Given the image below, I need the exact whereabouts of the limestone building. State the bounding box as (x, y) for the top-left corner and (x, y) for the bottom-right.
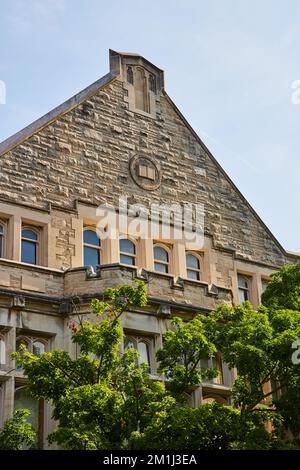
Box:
(0, 50), (298, 448)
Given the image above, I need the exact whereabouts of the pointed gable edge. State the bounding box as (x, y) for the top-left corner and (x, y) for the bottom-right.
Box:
(0, 62), (297, 261)
(162, 91), (298, 260)
(0, 71), (117, 158)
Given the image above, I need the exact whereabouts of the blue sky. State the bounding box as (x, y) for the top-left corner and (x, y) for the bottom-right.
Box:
(0, 0), (299, 252)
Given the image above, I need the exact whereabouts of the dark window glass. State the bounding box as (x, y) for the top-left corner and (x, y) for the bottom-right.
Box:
(21, 229), (38, 265)
(186, 254), (201, 280)
(154, 246), (169, 273)
(22, 229), (38, 241)
(83, 230), (100, 246)
(120, 239), (135, 254)
(187, 269), (199, 280)
(154, 246), (168, 262)
(83, 230), (101, 269)
(119, 239), (136, 266)
(120, 254), (135, 266)
(238, 275), (250, 303)
(154, 261), (168, 273)
(186, 254), (200, 269)
(21, 240), (37, 264)
(84, 246), (100, 268)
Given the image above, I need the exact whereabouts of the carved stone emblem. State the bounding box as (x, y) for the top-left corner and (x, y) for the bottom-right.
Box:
(129, 155), (161, 190)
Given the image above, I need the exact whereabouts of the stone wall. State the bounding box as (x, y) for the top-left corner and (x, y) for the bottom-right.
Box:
(0, 55), (288, 269)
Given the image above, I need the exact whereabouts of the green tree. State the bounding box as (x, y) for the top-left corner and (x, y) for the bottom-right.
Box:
(156, 305), (286, 449)
(12, 265), (300, 450)
(156, 315), (218, 394)
(0, 409), (36, 450)
(262, 261), (300, 311)
(13, 281), (172, 450)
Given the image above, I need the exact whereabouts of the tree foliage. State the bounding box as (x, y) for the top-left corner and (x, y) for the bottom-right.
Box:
(262, 261), (300, 311)
(0, 409), (36, 450)
(11, 263), (300, 450)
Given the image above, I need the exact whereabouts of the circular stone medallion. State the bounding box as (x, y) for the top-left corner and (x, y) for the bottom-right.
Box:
(129, 155), (161, 191)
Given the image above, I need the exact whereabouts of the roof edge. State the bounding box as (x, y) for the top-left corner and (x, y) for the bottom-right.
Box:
(0, 71), (118, 158)
(162, 91), (288, 258)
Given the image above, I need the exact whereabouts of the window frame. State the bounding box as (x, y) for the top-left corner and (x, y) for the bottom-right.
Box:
(83, 227), (102, 268)
(0, 334), (6, 367)
(119, 237), (137, 266)
(16, 336), (49, 370)
(14, 383), (45, 449)
(21, 226), (40, 265)
(0, 220), (7, 259)
(200, 353), (224, 386)
(185, 251), (202, 281)
(153, 243), (171, 274)
(124, 335), (153, 373)
(237, 274), (251, 303)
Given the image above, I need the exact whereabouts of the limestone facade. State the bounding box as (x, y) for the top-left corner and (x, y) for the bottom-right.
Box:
(0, 50), (298, 448)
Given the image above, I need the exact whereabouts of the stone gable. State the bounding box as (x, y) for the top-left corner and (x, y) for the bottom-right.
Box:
(0, 52), (287, 268)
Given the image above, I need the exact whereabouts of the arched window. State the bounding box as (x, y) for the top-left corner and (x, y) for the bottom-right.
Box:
(16, 337), (48, 370)
(137, 341), (151, 371)
(124, 336), (152, 373)
(119, 238), (136, 266)
(21, 227), (39, 265)
(83, 229), (101, 269)
(200, 354), (224, 385)
(186, 253), (201, 280)
(14, 386), (40, 447)
(0, 222), (6, 258)
(202, 395), (227, 405)
(124, 337), (135, 351)
(16, 338), (29, 370)
(153, 245), (169, 273)
(32, 341), (45, 357)
(212, 353), (224, 385)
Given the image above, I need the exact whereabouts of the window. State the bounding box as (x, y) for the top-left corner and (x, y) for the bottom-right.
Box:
(21, 227), (39, 265)
(137, 341), (151, 369)
(119, 238), (136, 266)
(202, 395), (227, 405)
(0, 336), (6, 366)
(83, 229), (101, 269)
(0, 222), (6, 258)
(186, 253), (201, 280)
(124, 336), (152, 373)
(271, 379), (284, 402)
(16, 336), (48, 370)
(200, 354), (224, 385)
(14, 385), (44, 449)
(212, 354), (224, 385)
(16, 338), (29, 371)
(32, 341), (45, 357)
(153, 245), (169, 273)
(261, 279), (269, 293)
(238, 275), (251, 303)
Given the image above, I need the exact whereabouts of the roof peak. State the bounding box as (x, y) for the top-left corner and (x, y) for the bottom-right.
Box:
(109, 49), (165, 87)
